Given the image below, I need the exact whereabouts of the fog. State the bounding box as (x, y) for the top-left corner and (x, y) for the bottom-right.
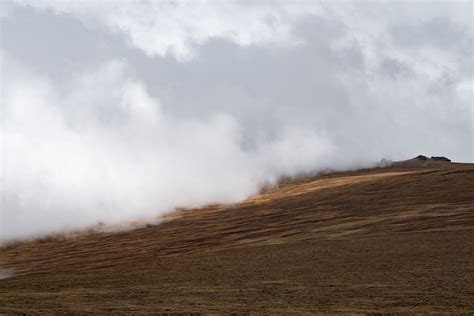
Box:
(1, 1), (472, 241)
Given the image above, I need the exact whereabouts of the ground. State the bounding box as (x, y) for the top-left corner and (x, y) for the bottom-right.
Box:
(1, 160), (473, 314)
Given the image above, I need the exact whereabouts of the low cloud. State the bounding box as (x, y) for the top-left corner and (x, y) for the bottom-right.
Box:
(1, 56), (362, 240)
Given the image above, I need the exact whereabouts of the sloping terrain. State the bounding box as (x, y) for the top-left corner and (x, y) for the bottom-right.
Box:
(1, 159), (473, 314)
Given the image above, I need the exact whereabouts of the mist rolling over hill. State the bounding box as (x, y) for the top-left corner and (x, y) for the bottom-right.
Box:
(1, 159), (473, 313)
(1, 1), (473, 240)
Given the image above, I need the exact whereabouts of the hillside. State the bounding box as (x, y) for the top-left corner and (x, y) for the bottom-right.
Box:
(1, 158), (473, 314)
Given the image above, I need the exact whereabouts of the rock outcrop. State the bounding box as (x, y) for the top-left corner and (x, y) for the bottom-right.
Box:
(431, 156), (451, 162)
(389, 155), (451, 168)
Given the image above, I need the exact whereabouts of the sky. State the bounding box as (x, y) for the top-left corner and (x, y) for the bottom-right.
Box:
(0, 0), (473, 241)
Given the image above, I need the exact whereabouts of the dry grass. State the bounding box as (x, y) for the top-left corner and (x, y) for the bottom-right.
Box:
(1, 161), (473, 314)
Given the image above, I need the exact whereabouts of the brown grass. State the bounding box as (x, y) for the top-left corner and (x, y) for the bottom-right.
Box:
(1, 162), (473, 314)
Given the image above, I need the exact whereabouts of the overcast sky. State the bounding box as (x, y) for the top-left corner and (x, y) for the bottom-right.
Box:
(1, 1), (473, 240)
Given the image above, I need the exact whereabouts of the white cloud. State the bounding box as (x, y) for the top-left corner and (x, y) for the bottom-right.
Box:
(1, 55), (360, 240)
(13, 0), (322, 61)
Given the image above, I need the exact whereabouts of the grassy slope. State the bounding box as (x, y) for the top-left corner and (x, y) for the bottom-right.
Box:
(0, 162), (473, 314)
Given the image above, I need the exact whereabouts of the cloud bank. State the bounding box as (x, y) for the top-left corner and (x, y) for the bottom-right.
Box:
(1, 1), (473, 240)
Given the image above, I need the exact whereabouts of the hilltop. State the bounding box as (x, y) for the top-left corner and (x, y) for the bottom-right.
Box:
(1, 157), (473, 314)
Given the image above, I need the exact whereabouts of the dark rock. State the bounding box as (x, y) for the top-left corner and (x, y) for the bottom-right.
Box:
(431, 156), (451, 162)
(415, 155), (428, 160)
